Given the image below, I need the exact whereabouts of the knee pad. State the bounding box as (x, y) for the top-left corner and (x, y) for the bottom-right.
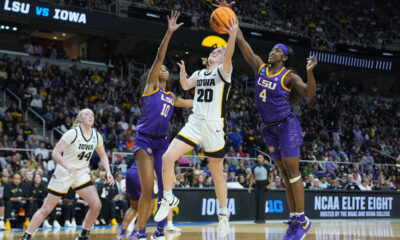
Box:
(289, 175), (301, 183)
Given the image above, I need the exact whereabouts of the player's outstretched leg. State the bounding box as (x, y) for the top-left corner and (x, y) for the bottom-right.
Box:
(155, 139), (192, 222)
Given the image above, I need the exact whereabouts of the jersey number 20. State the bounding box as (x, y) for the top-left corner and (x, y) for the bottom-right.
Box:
(197, 89), (213, 102)
(77, 151), (92, 161)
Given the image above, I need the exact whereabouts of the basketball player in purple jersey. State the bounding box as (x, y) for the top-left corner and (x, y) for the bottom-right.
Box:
(213, 1), (317, 239)
(128, 11), (192, 240)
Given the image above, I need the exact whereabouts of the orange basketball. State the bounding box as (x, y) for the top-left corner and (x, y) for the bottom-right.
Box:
(210, 7), (238, 34)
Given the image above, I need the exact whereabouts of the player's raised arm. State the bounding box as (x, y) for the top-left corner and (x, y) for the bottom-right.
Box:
(213, 0), (263, 76)
(146, 11), (183, 88)
(288, 56), (317, 102)
(221, 17), (238, 74)
(177, 60), (198, 90)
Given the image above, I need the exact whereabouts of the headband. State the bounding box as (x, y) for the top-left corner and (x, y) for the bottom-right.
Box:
(275, 44), (288, 56)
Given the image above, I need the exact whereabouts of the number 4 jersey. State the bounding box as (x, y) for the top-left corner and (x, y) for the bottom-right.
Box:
(193, 64), (231, 120)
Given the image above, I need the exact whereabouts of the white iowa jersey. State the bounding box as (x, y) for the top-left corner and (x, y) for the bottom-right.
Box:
(60, 126), (100, 169)
(192, 64), (232, 120)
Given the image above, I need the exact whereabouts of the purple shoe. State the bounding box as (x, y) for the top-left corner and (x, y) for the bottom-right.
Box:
(292, 217), (312, 240)
(128, 232), (138, 240)
(283, 218), (298, 240)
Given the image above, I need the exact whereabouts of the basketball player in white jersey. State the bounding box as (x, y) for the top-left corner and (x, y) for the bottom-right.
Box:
(154, 18), (238, 238)
(20, 108), (114, 240)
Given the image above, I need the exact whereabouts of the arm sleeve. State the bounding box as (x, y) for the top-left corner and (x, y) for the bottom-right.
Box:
(218, 64), (232, 83)
(61, 129), (77, 144)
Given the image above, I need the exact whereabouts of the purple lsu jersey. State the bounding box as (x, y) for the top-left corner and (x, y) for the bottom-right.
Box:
(136, 87), (174, 136)
(255, 64), (292, 122)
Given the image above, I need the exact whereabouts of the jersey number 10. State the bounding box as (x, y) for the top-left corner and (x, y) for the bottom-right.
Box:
(161, 103), (171, 117)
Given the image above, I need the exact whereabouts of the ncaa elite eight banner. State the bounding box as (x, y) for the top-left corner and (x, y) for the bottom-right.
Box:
(169, 189), (400, 221)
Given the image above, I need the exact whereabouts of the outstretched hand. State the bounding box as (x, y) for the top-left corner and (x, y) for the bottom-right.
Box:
(213, 0), (236, 8)
(306, 56), (318, 72)
(222, 17), (239, 36)
(167, 10), (184, 32)
(177, 60), (187, 75)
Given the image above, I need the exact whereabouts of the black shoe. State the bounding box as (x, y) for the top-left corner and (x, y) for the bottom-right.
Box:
(75, 235), (89, 240)
(20, 232), (31, 240)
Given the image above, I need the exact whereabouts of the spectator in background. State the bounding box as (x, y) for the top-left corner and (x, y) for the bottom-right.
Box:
(327, 178), (342, 190)
(30, 95), (44, 114)
(228, 128), (242, 150)
(359, 178), (372, 191)
(362, 151), (374, 173)
(248, 154), (273, 224)
(4, 172), (32, 230)
(343, 174), (360, 190)
(28, 128), (44, 143)
(34, 142), (50, 160)
(271, 175), (284, 189)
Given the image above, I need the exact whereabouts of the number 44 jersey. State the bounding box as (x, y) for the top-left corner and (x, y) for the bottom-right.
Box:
(60, 126), (100, 169)
(193, 64), (231, 120)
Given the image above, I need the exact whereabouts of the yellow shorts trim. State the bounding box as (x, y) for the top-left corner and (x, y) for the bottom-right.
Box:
(47, 187), (67, 195)
(72, 179), (91, 190)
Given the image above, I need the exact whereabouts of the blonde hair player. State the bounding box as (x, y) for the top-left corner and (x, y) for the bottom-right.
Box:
(154, 17), (238, 238)
(20, 108), (114, 240)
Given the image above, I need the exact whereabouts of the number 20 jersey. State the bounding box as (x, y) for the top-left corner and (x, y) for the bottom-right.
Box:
(61, 126), (99, 169)
(193, 64), (231, 120)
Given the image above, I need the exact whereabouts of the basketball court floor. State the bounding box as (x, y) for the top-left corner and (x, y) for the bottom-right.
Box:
(4, 219), (400, 239)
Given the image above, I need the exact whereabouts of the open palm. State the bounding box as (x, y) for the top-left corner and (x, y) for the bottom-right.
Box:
(168, 10), (184, 32)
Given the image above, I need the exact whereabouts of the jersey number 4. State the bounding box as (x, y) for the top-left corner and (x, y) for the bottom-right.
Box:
(259, 89), (267, 102)
(197, 89), (213, 102)
(77, 151), (92, 161)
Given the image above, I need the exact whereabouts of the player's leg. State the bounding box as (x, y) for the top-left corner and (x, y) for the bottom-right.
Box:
(154, 138), (194, 222)
(20, 193), (62, 240)
(75, 185), (102, 240)
(151, 146), (168, 239)
(117, 200), (138, 240)
(166, 209), (181, 232)
(135, 149), (155, 239)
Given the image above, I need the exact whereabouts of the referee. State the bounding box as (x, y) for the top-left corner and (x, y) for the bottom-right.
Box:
(248, 154), (274, 223)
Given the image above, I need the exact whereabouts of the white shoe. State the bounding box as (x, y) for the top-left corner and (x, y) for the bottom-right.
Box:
(127, 217), (136, 233)
(0, 220), (5, 230)
(166, 225), (181, 232)
(217, 210), (230, 238)
(154, 196), (179, 222)
(71, 220), (77, 227)
(64, 220), (72, 227)
(43, 219), (52, 228)
(150, 233), (166, 240)
(53, 220), (61, 229)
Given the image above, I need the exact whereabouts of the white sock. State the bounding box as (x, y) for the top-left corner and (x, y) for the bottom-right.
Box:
(219, 206), (228, 215)
(296, 212), (304, 216)
(290, 212), (296, 218)
(164, 191), (173, 202)
(168, 221), (173, 227)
